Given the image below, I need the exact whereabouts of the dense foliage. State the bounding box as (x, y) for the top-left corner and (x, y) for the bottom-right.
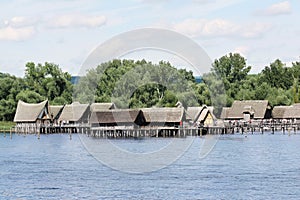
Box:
(210, 54), (300, 107)
(1, 54), (300, 121)
(74, 59), (203, 108)
(0, 62), (72, 121)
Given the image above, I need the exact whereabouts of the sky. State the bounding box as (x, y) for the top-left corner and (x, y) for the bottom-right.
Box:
(0, 0), (299, 77)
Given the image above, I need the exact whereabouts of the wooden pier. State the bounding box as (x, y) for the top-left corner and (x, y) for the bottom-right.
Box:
(223, 120), (300, 135)
(87, 127), (219, 138)
(12, 124), (91, 135)
(10, 123), (228, 138)
(7, 119), (300, 138)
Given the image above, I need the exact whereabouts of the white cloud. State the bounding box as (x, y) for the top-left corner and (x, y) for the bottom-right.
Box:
(3, 16), (38, 28)
(0, 26), (35, 41)
(49, 14), (106, 28)
(233, 46), (249, 57)
(173, 18), (237, 37)
(259, 1), (292, 16)
(241, 23), (272, 38)
(173, 18), (271, 39)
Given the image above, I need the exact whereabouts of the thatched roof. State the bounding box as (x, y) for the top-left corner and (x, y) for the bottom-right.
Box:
(272, 105), (300, 119)
(220, 107), (230, 119)
(14, 100), (49, 122)
(186, 107), (201, 121)
(59, 102), (89, 122)
(49, 105), (64, 120)
(186, 106), (215, 123)
(272, 106), (286, 119)
(198, 108), (211, 122)
(90, 109), (142, 124)
(142, 107), (184, 123)
(186, 106), (206, 122)
(90, 102), (116, 112)
(225, 100), (270, 119)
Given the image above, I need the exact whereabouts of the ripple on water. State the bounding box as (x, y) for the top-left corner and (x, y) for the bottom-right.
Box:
(0, 134), (300, 199)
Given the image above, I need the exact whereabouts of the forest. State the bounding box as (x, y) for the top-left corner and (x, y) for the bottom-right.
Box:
(1, 53), (300, 121)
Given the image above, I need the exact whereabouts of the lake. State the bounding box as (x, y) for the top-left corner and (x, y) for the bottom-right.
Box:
(0, 133), (300, 199)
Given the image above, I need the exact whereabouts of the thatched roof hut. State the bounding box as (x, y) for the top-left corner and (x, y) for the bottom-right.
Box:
(90, 109), (145, 127)
(49, 105), (64, 120)
(186, 106), (215, 126)
(14, 100), (50, 123)
(223, 100), (271, 120)
(220, 107), (230, 119)
(58, 102), (90, 123)
(272, 105), (300, 119)
(141, 107), (184, 127)
(90, 102), (116, 112)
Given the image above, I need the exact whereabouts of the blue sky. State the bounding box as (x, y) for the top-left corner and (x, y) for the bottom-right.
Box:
(0, 0), (299, 76)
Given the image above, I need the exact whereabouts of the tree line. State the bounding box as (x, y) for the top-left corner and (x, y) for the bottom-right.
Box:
(0, 62), (72, 121)
(1, 53), (299, 121)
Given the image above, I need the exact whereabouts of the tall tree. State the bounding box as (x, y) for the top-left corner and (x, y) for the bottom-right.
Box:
(24, 62), (73, 104)
(0, 73), (25, 121)
(210, 53), (251, 108)
(259, 59), (293, 90)
(211, 53), (251, 91)
(74, 59), (199, 108)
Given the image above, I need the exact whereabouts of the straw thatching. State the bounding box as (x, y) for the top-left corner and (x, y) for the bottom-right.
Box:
(49, 105), (64, 120)
(58, 102), (90, 123)
(90, 102), (116, 112)
(272, 105), (300, 119)
(223, 100), (271, 120)
(142, 107), (184, 123)
(14, 100), (50, 123)
(90, 109), (145, 126)
(220, 107), (230, 119)
(199, 107), (214, 124)
(186, 106), (205, 122)
(186, 106), (215, 125)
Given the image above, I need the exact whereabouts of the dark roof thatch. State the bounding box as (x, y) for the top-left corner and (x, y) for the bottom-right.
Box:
(142, 107), (184, 123)
(90, 109), (142, 124)
(272, 105), (300, 119)
(59, 102), (89, 122)
(90, 103), (116, 112)
(49, 105), (64, 120)
(14, 100), (49, 122)
(225, 100), (270, 119)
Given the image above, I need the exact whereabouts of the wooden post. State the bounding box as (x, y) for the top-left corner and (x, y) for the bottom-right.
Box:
(200, 128), (202, 137)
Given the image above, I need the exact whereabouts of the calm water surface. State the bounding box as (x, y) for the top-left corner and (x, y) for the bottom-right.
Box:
(0, 133), (300, 200)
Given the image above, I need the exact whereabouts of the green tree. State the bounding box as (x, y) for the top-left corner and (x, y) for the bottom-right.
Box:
(16, 90), (45, 103)
(74, 59), (199, 108)
(211, 53), (251, 92)
(0, 73), (25, 121)
(210, 53), (251, 111)
(24, 62), (73, 103)
(259, 59), (293, 90)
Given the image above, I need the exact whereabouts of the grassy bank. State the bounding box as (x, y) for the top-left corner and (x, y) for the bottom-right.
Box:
(0, 121), (15, 131)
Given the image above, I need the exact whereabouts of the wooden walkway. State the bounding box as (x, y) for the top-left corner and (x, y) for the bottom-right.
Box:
(224, 121), (300, 134)
(6, 120), (300, 138)
(10, 124), (227, 138)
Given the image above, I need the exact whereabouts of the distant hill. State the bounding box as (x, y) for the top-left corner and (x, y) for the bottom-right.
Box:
(71, 76), (80, 84)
